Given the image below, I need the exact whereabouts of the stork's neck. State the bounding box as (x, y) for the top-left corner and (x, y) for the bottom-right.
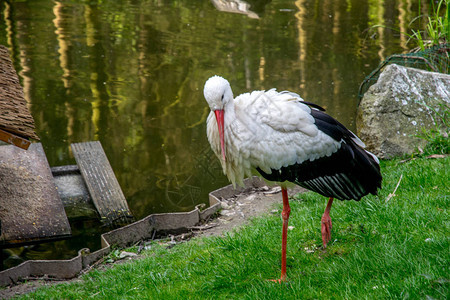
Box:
(223, 97), (236, 121)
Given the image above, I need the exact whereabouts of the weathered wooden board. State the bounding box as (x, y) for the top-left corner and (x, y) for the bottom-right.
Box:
(0, 143), (71, 246)
(0, 128), (31, 150)
(71, 141), (133, 226)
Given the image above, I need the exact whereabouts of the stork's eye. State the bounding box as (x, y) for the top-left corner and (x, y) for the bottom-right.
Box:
(221, 94), (224, 101)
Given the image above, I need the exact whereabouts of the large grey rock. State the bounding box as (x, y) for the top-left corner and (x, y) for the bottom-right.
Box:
(357, 64), (449, 159)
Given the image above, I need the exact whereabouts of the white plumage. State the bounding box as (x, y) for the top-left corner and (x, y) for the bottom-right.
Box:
(206, 77), (343, 186)
(203, 75), (382, 281)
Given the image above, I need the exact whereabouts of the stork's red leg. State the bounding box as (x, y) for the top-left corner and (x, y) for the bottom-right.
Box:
(269, 187), (291, 283)
(321, 197), (333, 248)
(280, 187), (291, 281)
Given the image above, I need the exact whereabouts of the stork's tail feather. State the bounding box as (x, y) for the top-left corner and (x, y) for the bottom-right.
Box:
(257, 141), (382, 201)
(298, 141), (381, 200)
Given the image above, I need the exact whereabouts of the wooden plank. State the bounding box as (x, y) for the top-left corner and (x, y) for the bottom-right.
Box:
(0, 128), (31, 149)
(0, 143), (71, 246)
(71, 141), (133, 226)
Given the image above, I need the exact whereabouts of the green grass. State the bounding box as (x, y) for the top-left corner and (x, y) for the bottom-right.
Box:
(371, 0), (449, 50)
(14, 155), (449, 299)
(416, 102), (450, 156)
(410, 0), (449, 50)
(409, 0), (449, 50)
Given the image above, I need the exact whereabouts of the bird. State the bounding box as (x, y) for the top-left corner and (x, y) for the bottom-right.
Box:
(203, 75), (382, 282)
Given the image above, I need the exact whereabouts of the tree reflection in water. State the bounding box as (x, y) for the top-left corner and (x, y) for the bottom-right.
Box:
(0, 0), (429, 264)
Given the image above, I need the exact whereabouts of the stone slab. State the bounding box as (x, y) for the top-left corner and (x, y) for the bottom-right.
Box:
(0, 143), (71, 246)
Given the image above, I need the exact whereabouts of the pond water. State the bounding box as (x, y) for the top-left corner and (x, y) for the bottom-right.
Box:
(0, 0), (428, 265)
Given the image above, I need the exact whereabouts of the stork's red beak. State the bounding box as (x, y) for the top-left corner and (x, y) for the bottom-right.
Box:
(214, 109), (226, 161)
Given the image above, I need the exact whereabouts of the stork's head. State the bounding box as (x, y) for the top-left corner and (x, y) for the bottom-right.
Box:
(204, 76), (233, 162)
(203, 75), (234, 110)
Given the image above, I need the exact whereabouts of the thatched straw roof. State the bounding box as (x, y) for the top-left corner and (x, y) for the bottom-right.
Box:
(0, 45), (39, 141)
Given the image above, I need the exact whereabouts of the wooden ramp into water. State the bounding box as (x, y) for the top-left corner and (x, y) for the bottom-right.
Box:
(71, 141), (133, 226)
(0, 143), (71, 247)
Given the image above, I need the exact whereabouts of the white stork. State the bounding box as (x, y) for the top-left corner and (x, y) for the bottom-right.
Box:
(203, 75), (382, 282)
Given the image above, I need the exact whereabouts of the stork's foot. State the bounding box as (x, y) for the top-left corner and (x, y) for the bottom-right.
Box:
(321, 212), (332, 248)
(267, 276), (287, 283)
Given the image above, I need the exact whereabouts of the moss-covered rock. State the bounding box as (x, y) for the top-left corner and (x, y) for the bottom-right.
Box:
(357, 64), (449, 159)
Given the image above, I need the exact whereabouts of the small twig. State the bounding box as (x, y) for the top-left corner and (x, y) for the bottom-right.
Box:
(89, 291), (101, 298)
(425, 154), (447, 159)
(79, 257), (105, 275)
(188, 223), (219, 231)
(397, 157), (415, 164)
(385, 174), (403, 203)
(20, 276), (66, 282)
(263, 186), (282, 194)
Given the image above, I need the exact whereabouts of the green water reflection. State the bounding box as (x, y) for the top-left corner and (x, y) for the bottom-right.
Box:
(0, 0), (429, 262)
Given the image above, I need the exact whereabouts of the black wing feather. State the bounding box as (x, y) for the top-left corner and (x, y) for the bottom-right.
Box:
(301, 101), (326, 111)
(257, 104), (382, 201)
